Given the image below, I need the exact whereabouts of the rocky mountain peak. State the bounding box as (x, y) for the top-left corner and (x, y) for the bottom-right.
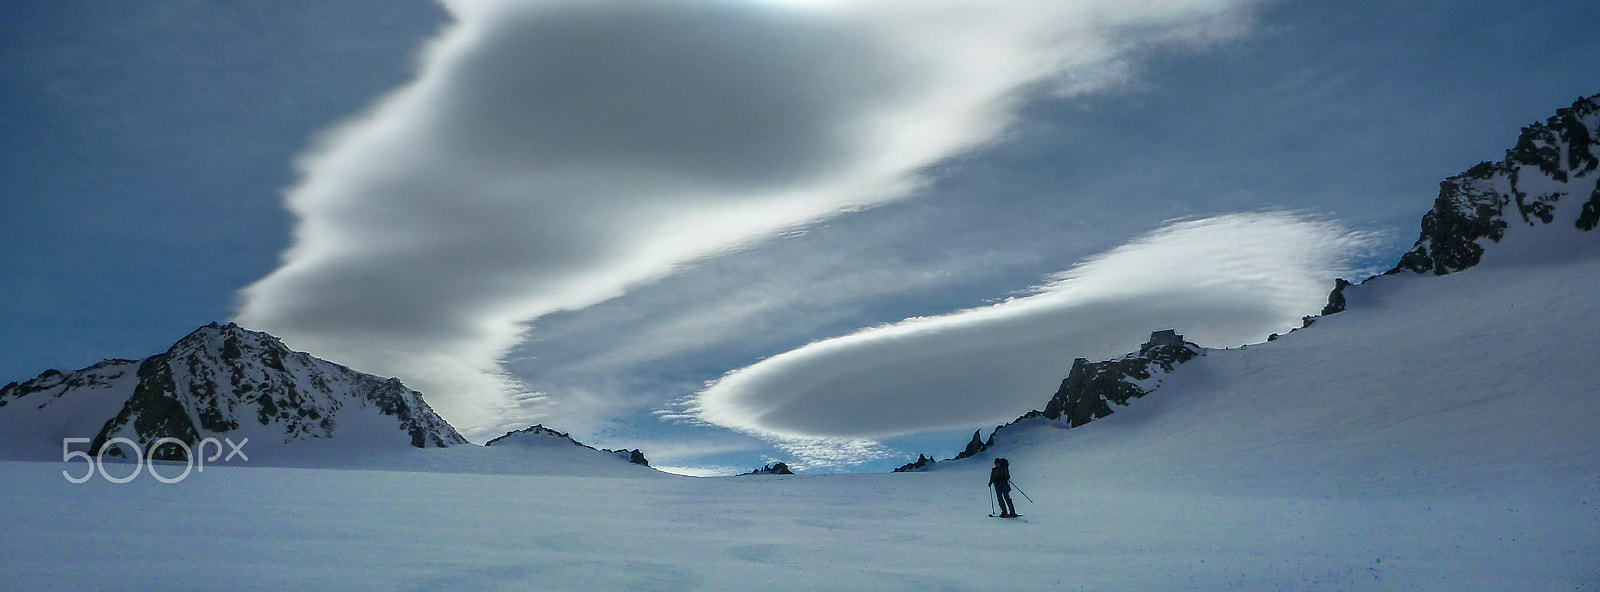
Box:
(1391, 93), (1600, 275)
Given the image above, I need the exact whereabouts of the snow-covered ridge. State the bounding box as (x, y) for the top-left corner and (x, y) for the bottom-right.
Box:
(486, 424), (650, 467)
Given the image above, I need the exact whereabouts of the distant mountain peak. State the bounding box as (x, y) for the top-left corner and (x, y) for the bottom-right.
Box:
(485, 424), (650, 466)
(1, 322), (467, 462)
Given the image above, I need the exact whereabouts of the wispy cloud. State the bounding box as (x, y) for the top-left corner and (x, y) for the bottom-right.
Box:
(688, 213), (1379, 456)
(237, 0), (1258, 434)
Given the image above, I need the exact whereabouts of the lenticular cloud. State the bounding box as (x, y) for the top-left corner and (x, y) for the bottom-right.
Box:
(237, 0), (1257, 435)
(690, 212), (1379, 441)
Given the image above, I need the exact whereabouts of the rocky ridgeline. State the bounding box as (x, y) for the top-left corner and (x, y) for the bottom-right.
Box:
(1391, 93), (1600, 275)
(895, 330), (1198, 472)
(740, 462), (795, 475)
(485, 424), (650, 466)
(893, 428), (995, 472)
(0, 322), (468, 460)
(1040, 329), (1201, 428)
(901, 92), (1600, 472)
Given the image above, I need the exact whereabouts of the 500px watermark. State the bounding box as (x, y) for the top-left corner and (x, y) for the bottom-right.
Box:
(61, 437), (248, 484)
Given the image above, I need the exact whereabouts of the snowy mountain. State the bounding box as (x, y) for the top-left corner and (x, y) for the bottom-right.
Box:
(486, 424), (651, 467)
(0, 322), (467, 463)
(0, 322), (663, 475)
(924, 93), (1600, 482)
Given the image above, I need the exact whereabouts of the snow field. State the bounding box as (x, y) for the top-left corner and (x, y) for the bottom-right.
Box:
(1, 460), (1593, 591)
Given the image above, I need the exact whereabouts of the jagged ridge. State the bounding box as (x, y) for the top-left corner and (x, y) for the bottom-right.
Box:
(893, 429), (994, 472)
(1039, 329), (1201, 427)
(740, 462), (795, 475)
(896, 330), (1199, 472)
(1392, 93), (1600, 275)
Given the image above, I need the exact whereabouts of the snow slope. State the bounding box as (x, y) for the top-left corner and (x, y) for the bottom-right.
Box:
(970, 254), (1600, 500)
(1, 247), (1594, 590)
(0, 359), (141, 460)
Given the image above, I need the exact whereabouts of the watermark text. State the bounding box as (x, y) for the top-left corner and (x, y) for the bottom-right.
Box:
(62, 437), (248, 484)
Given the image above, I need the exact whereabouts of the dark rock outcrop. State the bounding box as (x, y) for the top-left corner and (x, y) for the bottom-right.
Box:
(1041, 330), (1201, 427)
(892, 454), (937, 473)
(607, 448), (651, 467)
(892, 428), (999, 472)
(1320, 278), (1352, 316)
(897, 330), (1202, 473)
(952, 429), (994, 460)
(742, 462), (794, 475)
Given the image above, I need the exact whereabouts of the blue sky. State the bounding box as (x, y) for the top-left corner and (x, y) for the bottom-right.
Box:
(3, 0), (1597, 474)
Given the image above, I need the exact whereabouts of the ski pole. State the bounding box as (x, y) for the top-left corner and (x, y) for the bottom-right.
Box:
(989, 484), (997, 515)
(1009, 481), (1033, 503)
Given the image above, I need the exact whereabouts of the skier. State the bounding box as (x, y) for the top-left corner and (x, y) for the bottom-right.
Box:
(989, 458), (1017, 518)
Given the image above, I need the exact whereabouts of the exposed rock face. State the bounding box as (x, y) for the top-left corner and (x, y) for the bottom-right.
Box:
(485, 424), (652, 466)
(1040, 330), (1201, 427)
(608, 448), (651, 467)
(892, 454), (936, 473)
(893, 427), (999, 472)
(1391, 93), (1600, 275)
(952, 429), (994, 460)
(1320, 278), (1352, 316)
(742, 462), (794, 475)
(2, 323), (467, 461)
(894, 330), (1203, 473)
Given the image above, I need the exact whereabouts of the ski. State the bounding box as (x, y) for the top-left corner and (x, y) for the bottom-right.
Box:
(988, 514), (1023, 518)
